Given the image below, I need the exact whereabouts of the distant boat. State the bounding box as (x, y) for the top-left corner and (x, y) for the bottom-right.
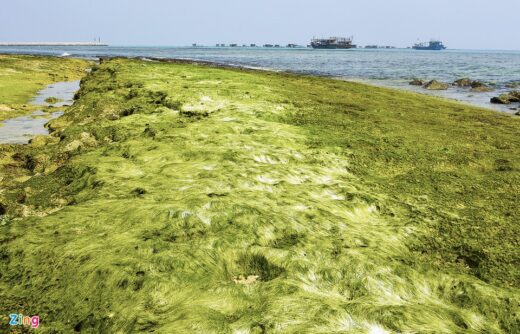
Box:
(311, 36), (356, 49)
(263, 44), (273, 48)
(413, 40), (446, 50)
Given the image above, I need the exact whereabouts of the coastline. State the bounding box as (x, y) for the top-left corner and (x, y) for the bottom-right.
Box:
(0, 56), (519, 332)
(94, 55), (520, 115)
(0, 54), (90, 122)
(1, 48), (518, 114)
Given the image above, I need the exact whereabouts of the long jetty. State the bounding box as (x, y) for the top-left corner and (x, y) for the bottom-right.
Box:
(0, 42), (108, 46)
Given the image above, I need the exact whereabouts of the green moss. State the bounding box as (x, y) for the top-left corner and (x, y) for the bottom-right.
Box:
(0, 58), (519, 333)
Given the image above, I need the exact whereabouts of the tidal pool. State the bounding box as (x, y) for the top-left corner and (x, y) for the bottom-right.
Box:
(30, 80), (80, 107)
(0, 80), (79, 144)
(0, 110), (64, 144)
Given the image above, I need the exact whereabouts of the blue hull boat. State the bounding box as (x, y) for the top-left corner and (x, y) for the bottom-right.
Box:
(413, 40), (446, 50)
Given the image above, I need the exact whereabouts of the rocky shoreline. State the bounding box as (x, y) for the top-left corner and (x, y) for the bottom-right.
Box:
(410, 77), (520, 114)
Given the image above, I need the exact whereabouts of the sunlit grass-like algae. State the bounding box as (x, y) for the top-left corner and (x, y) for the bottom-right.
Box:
(0, 56), (519, 333)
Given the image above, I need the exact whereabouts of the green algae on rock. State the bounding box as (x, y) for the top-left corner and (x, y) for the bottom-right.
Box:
(409, 78), (424, 86)
(44, 96), (63, 105)
(452, 78), (494, 91)
(491, 91), (520, 104)
(424, 79), (449, 90)
(469, 81), (494, 92)
(0, 57), (519, 333)
(453, 77), (473, 87)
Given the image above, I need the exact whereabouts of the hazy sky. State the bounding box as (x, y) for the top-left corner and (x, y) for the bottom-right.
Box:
(1, 0), (519, 50)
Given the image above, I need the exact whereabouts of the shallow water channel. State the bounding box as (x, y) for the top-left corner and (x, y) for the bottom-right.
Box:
(0, 80), (79, 144)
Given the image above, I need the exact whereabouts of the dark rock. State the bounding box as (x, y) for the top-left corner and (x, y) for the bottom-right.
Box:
(491, 91), (520, 104)
(424, 80), (449, 90)
(453, 79), (494, 92)
(470, 81), (485, 88)
(409, 79), (424, 86)
(471, 85), (494, 93)
(453, 78), (472, 87)
(470, 81), (494, 92)
(491, 95), (512, 104)
(511, 91), (520, 101)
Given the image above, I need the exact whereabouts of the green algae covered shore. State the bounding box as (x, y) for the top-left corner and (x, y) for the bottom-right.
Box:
(0, 55), (90, 122)
(0, 56), (519, 333)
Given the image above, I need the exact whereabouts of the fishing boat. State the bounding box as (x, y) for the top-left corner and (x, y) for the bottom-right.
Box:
(310, 36), (356, 49)
(412, 40), (446, 50)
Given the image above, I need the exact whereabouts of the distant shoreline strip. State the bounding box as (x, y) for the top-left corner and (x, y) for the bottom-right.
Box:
(0, 43), (108, 46)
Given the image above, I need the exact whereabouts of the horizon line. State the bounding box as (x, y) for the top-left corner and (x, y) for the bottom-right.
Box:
(1, 43), (519, 52)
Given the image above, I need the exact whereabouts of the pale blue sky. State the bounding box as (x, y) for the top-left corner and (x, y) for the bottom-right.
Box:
(1, 0), (519, 50)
